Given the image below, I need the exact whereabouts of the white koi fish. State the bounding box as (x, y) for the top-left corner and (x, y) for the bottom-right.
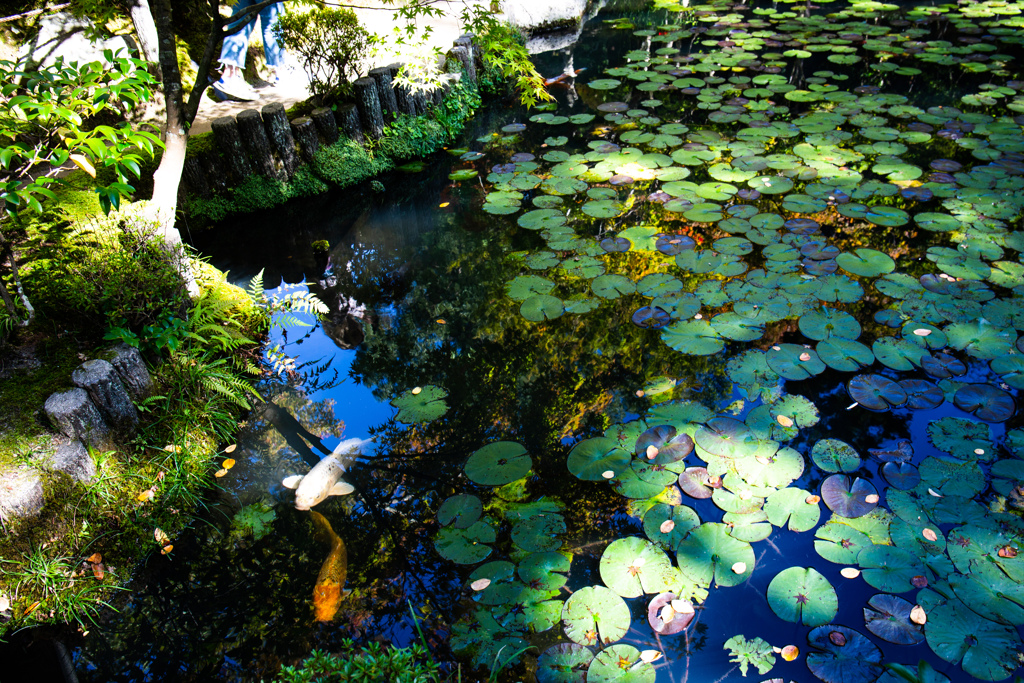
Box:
(282, 438), (370, 510)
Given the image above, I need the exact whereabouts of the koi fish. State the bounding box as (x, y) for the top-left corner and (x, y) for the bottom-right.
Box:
(544, 68), (586, 88)
(282, 438), (369, 510)
(309, 510), (348, 621)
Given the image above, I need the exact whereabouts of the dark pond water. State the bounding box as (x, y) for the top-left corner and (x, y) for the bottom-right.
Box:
(75, 0), (1024, 681)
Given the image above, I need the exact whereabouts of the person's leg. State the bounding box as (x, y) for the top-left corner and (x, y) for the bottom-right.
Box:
(219, 0), (259, 74)
(259, 3), (285, 70)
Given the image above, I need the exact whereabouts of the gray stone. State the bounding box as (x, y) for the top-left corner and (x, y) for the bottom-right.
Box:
(71, 360), (139, 437)
(45, 440), (96, 484)
(0, 468), (44, 519)
(499, 0), (588, 33)
(44, 388), (113, 451)
(18, 12), (135, 70)
(109, 343), (153, 400)
(447, 45), (476, 83)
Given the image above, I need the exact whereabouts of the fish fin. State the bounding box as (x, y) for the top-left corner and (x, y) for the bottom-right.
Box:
(342, 589), (353, 598)
(329, 480), (355, 496)
(282, 474), (304, 489)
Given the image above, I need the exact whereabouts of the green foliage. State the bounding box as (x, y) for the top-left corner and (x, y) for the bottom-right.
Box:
(458, 9), (552, 108)
(230, 501), (277, 542)
(723, 635), (776, 677)
(0, 52), (161, 218)
(22, 202), (189, 338)
(274, 8), (369, 105)
(272, 643), (445, 683)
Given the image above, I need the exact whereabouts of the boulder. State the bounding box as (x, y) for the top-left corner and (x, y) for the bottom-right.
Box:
(17, 11), (135, 70)
(44, 440), (96, 484)
(499, 0), (589, 33)
(72, 359), (139, 437)
(109, 343), (153, 400)
(43, 388), (113, 451)
(0, 468), (44, 519)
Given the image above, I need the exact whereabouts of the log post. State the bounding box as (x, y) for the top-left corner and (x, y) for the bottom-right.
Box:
(368, 65), (398, 122)
(392, 63), (416, 115)
(292, 116), (319, 163)
(353, 77), (385, 139)
(202, 150), (228, 194)
(336, 103), (364, 144)
(262, 102), (299, 178)
(211, 115), (252, 180)
(447, 45), (476, 83)
(310, 107), (339, 146)
(236, 108), (279, 179)
(181, 156), (209, 197)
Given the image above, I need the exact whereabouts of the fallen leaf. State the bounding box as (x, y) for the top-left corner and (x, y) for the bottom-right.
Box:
(806, 495), (821, 504)
(86, 553), (102, 564)
(411, 386), (422, 395)
(910, 605), (927, 625)
(163, 444), (180, 453)
(739, 490), (751, 500)
(24, 601), (40, 617)
(660, 604), (676, 622)
(911, 575), (929, 588)
(635, 390), (645, 397)
(439, 202), (450, 208)
(602, 470), (615, 479)
(840, 567), (860, 579)
(731, 561), (747, 574)
(998, 546), (1018, 559)
(829, 631), (847, 647)
(224, 444), (237, 454)
(974, 448), (985, 455)
(913, 328), (931, 336)
(470, 578), (491, 591)
(640, 650), (663, 663)
(436, 319), (446, 324)
(694, 313), (703, 319)
(154, 528), (170, 545)
(214, 468), (228, 478)
(660, 520), (675, 534)
(137, 488), (155, 503)
(222, 458), (236, 470)
(671, 599), (694, 613)
(864, 494), (879, 504)
(776, 414), (794, 427)
(91, 563), (105, 581)
(160, 545), (173, 555)
(781, 645), (799, 661)
(646, 445), (659, 460)
(799, 352), (811, 361)
(755, 455), (770, 465)
(922, 528), (938, 542)
(927, 488), (943, 497)
(707, 475), (722, 488)
(0, 595), (9, 611)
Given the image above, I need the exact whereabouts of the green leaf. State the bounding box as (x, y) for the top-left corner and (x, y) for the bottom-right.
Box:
(767, 566), (837, 626)
(723, 635), (776, 677)
(390, 385), (449, 423)
(465, 442), (532, 486)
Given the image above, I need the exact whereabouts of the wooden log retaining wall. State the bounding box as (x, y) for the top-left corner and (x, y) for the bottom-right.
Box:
(181, 36), (479, 199)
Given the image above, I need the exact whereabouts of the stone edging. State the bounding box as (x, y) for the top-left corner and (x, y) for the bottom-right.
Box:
(0, 344), (153, 523)
(180, 36), (480, 200)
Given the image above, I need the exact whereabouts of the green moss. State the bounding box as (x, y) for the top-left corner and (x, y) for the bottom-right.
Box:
(186, 131), (218, 160)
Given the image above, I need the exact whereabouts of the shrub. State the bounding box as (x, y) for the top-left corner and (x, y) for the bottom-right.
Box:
(273, 644), (445, 683)
(274, 8), (369, 105)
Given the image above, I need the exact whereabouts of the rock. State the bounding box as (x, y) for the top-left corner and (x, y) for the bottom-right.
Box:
(44, 440), (96, 484)
(109, 344), (153, 401)
(499, 0), (589, 33)
(18, 12), (135, 70)
(0, 468), (44, 519)
(71, 360), (139, 438)
(44, 388), (113, 451)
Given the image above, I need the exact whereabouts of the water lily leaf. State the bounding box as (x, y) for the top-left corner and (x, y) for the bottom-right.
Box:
(991, 356), (1024, 390)
(945, 321), (1017, 359)
(600, 537), (679, 598)
(592, 274), (636, 300)
(643, 503), (700, 551)
(766, 344), (826, 380)
(765, 488), (821, 532)
(898, 379), (944, 411)
(675, 523), (754, 588)
(814, 522), (872, 565)
(536, 643), (593, 683)
(662, 319), (725, 356)
(953, 383), (1015, 422)
(568, 437), (631, 481)
(469, 560), (515, 604)
(858, 545), (921, 594)
(821, 475), (878, 518)
(727, 349), (780, 400)
(806, 625), (883, 683)
(519, 552), (571, 592)
(882, 462), (921, 490)
(512, 512), (566, 552)
(864, 593), (925, 645)
(521, 295), (564, 322)
(799, 307), (861, 341)
(767, 566), (838, 627)
(872, 338), (926, 371)
(925, 595), (1023, 681)
(848, 374), (907, 411)
(926, 417), (992, 460)
(586, 644), (655, 683)
(391, 385), (449, 423)
(723, 635), (776, 677)
(438, 494), (482, 528)
(919, 457), (985, 498)
(711, 312), (764, 342)
(449, 169), (478, 181)
(634, 425), (693, 465)
(562, 585), (631, 647)
(817, 339), (875, 372)
(435, 520), (494, 564)
(678, 467), (715, 500)
(465, 442), (532, 486)
(812, 439), (860, 473)
(507, 275), (555, 300)
(836, 248), (896, 277)
(648, 592), (694, 635)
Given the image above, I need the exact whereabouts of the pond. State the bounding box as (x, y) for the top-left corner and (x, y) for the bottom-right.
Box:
(75, 0), (1024, 681)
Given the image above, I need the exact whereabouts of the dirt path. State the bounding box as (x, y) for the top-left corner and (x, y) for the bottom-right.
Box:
(186, 1), (490, 135)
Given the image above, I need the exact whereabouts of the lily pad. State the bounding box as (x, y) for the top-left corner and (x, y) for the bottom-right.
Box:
(863, 593), (925, 645)
(811, 439), (861, 473)
(806, 625), (883, 683)
(600, 537), (679, 598)
(435, 521), (494, 564)
(562, 585), (631, 647)
(536, 643), (593, 683)
(926, 595), (1023, 681)
(438, 494), (483, 529)
(391, 385), (449, 423)
(953, 384), (1015, 422)
(821, 475), (878, 518)
(767, 566), (838, 626)
(586, 644), (655, 683)
(675, 523), (754, 588)
(847, 374), (907, 411)
(465, 442), (532, 486)
(567, 437), (631, 481)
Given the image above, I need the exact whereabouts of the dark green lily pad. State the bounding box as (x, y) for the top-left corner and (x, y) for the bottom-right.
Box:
(767, 566), (838, 627)
(567, 437), (631, 481)
(848, 374), (907, 411)
(536, 643), (593, 683)
(926, 594), (1023, 681)
(512, 512), (565, 553)
(821, 475), (878, 518)
(435, 520), (494, 564)
(864, 593), (925, 645)
(519, 552), (571, 592)
(465, 442), (532, 486)
(521, 295), (564, 322)
(953, 383), (1015, 422)
(881, 462), (921, 490)
(391, 385), (449, 423)
(766, 344), (826, 380)
(438, 494), (483, 529)
(643, 503), (700, 551)
(807, 625), (883, 683)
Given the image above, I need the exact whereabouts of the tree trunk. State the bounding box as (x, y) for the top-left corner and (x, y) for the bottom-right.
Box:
(128, 0), (160, 64)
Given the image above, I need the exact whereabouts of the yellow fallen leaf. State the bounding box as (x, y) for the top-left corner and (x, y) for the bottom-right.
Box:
(635, 389), (645, 397)
(222, 458), (236, 470)
(411, 386), (422, 395)
(24, 601), (40, 616)
(470, 578), (491, 591)
(214, 468), (228, 478)
(70, 154), (96, 178)
(910, 605), (926, 625)
(86, 553), (103, 564)
(840, 567), (860, 579)
(163, 444), (180, 453)
(160, 545), (173, 555)
(781, 645), (799, 661)
(436, 319), (446, 324)
(154, 528), (170, 545)
(806, 495), (821, 504)
(439, 202), (450, 208)
(137, 488), (155, 503)
(671, 599), (694, 614)
(224, 444), (237, 454)
(91, 563), (105, 581)
(776, 414), (794, 427)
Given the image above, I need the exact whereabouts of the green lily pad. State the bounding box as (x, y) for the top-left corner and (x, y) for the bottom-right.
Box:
(811, 439), (861, 473)
(799, 307), (861, 341)
(926, 417), (992, 460)
(592, 274), (636, 300)
(848, 374), (907, 411)
(391, 385), (449, 423)
(814, 522), (872, 565)
(435, 520), (494, 564)
(767, 566), (838, 626)
(836, 248), (896, 277)
(438, 494), (482, 529)
(512, 512), (566, 552)
(536, 643), (593, 683)
(662, 320), (726, 356)
(519, 552), (571, 592)
(806, 625), (883, 683)
(567, 437), (631, 481)
(953, 383), (1015, 422)
(817, 339), (875, 372)
(599, 537), (679, 598)
(857, 545), (920, 594)
(764, 488), (821, 533)
(586, 644), (655, 683)
(675, 522), (754, 588)
(926, 595), (1023, 681)
(643, 503), (700, 551)
(465, 442), (532, 486)
(521, 295), (564, 322)
(864, 593), (925, 645)
(766, 344), (826, 380)
(723, 635), (776, 677)
(821, 475), (878, 518)
(562, 585), (631, 647)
